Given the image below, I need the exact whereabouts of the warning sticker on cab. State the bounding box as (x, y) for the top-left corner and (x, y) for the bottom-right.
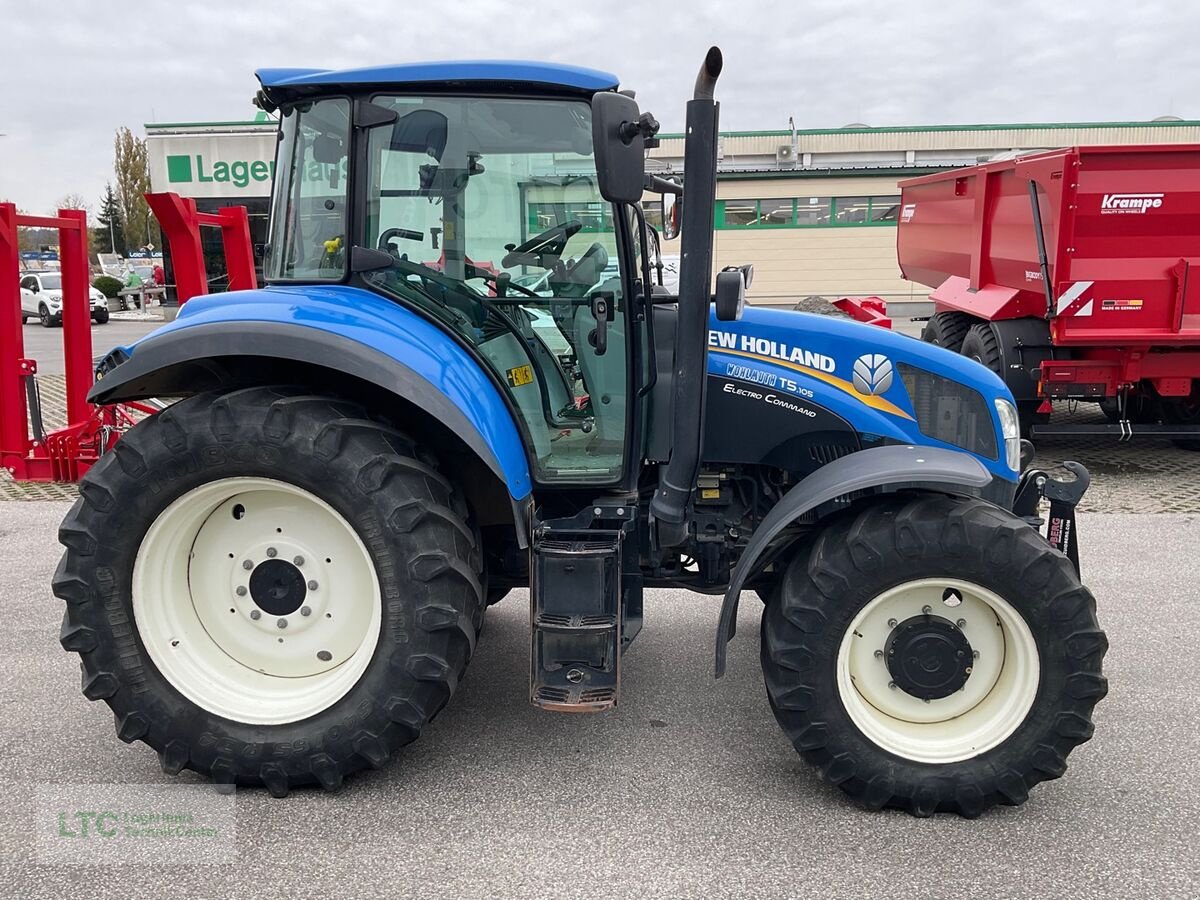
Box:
(506, 365), (534, 387)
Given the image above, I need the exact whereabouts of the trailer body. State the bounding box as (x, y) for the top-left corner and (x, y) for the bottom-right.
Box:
(899, 145), (1200, 407)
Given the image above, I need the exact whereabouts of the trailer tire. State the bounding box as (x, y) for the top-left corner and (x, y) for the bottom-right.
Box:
(1161, 383), (1200, 451)
(961, 322), (1047, 438)
(921, 312), (973, 353)
(761, 494), (1106, 817)
(55, 386), (484, 796)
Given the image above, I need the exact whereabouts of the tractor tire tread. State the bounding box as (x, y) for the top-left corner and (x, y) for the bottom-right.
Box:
(54, 385), (483, 796)
(761, 494), (1106, 817)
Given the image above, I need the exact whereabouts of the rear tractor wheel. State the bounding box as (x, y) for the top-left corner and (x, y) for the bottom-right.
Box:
(761, 495), (1107, 817)
(55, 387), (484, 795)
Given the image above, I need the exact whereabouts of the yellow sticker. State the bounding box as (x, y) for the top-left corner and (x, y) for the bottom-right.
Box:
(700, 488), (721, 499)
(506, 365), (534, 387)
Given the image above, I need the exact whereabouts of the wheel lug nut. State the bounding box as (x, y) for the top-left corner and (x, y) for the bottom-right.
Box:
(887, 618), (898, 628)
(293, 555), (304, 566)
(236, 586), (247, 597)
(276, 618), (288, 629)
(956, 619), (967, 628)
(242, 560), (254, 571)
(873, 649), (884, 659)
(250, 610), (261, 620)
(887, 681), (897, 690)
(921, 605), (932, 614)
(266, 547), (277, 558)
(308, 580), (318, 591)
(317, 650), (332, 662)
(973, 650), (980, 659)
(300, 606), (311, 617)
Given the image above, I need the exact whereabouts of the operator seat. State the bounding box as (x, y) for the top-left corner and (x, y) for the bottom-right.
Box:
(552, 242), (609, 297)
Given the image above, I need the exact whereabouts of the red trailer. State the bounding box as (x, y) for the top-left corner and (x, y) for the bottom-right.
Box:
(898, 144), (1200, 445)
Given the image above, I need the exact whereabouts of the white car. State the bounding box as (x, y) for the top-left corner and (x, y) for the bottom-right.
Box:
(19, 272), (110, 327)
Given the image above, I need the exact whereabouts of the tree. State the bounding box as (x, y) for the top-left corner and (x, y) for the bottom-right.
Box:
(94, 182), (126, 255)
(57, 192), (90, 214)
(57, 193), (95, 258)
(114, 126), (157, 251)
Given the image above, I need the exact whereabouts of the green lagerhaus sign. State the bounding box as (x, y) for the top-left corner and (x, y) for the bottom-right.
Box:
(167, 154), (349, 190)
(166, 154), (275, 189)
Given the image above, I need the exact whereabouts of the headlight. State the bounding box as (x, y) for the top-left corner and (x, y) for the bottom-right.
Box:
(994, 398), (1021, 471)
(898, 363), (999, 460)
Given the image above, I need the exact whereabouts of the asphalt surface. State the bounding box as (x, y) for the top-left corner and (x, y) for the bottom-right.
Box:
(18, 318), (160, 376)
(0, 502), (1197, 898)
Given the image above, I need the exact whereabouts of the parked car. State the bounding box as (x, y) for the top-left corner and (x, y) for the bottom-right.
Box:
(19, 272), (110, 326)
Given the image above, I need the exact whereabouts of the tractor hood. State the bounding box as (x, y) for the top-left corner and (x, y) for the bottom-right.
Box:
(703, 306), (1019, 482)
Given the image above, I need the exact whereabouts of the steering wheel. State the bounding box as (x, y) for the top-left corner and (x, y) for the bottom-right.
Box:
(501, 220), (583, 269)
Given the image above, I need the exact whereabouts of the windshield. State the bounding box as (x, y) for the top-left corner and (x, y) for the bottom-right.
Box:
(267, 98), (351, 281)
(361, 95), (630, 484)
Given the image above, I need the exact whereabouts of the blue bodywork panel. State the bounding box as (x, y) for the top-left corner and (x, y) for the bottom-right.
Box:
(256, 61), (619, 94)
(121, 286), (533, 500)
(706, 306), (1019, 483)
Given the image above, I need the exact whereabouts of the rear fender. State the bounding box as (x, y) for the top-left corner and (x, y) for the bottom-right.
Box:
(714, 445), (993, 677)
(90, 286), (533, 503)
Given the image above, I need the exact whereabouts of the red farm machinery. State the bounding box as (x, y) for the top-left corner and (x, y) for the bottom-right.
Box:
(898, 144), (1200, 446)
(0, 196), (254, 483)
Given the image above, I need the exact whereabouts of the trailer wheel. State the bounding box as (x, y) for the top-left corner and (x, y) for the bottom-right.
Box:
(761, 494), (1106, 817)
(1161, 383), (1200, 450)
(961, 323), (1047, 438)
(55, 387), (484, 795)
(921, 312), (973, 353)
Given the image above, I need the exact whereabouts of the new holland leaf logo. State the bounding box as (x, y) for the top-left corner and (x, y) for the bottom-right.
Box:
(852, 354), (894, 395)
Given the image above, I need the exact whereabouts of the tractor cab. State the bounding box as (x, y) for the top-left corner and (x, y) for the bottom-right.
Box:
(257, 67), (661, 488)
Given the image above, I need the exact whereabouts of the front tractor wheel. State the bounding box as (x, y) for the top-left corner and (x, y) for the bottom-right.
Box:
(55, 387), (484, 795)
(761, 495), (1107, 817)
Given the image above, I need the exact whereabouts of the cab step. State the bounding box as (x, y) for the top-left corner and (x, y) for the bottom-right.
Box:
(530, 531), (623, 712)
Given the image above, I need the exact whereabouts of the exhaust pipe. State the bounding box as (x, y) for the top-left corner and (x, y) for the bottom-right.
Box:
(650, 46), (722, 539)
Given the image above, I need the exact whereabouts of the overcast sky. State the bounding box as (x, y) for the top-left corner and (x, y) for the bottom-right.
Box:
(1, 0), (1195, 212)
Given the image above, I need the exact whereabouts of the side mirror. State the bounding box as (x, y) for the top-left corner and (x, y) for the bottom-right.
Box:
(591, 92), (645, 204)
(661, 192), (682, 240)
(714, 269), (746, 321)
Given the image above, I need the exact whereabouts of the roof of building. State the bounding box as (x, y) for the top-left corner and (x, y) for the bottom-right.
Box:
(657, 119), (1200, 140)
(253, 61), (619, 94)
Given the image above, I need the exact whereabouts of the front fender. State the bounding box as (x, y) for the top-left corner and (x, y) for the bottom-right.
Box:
(714, 445), (993, 677)
(90, 285), (533, 500)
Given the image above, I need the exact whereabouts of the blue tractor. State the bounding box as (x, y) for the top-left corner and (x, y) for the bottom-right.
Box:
(57, 49), (1106, 816)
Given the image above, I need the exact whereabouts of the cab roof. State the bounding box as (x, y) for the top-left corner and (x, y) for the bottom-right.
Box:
(255, 61), (619, 95)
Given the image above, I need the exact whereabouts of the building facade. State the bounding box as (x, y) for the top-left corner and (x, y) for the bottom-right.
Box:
(146, 115), (1200, 305)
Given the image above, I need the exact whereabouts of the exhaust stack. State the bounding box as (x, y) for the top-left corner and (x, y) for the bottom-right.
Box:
(649, 46), (722, 538)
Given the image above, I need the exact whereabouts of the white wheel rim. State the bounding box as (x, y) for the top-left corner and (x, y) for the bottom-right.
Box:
(836, 578), (1040, 764)
(133, 477), (382, 725)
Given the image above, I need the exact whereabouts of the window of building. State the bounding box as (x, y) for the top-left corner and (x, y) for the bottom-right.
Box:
(795, 197), (832, 226)
(833, 196), (871, 224)
(869, 195), (901, 222)
(715, 194), (900, 228)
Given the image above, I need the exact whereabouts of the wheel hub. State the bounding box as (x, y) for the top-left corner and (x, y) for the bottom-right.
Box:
(249, 559), (308, 616)
(885, 614), (973, 700)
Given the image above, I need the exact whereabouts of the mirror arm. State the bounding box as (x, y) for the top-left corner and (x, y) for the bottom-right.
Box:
(644, 174), (683, 195)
